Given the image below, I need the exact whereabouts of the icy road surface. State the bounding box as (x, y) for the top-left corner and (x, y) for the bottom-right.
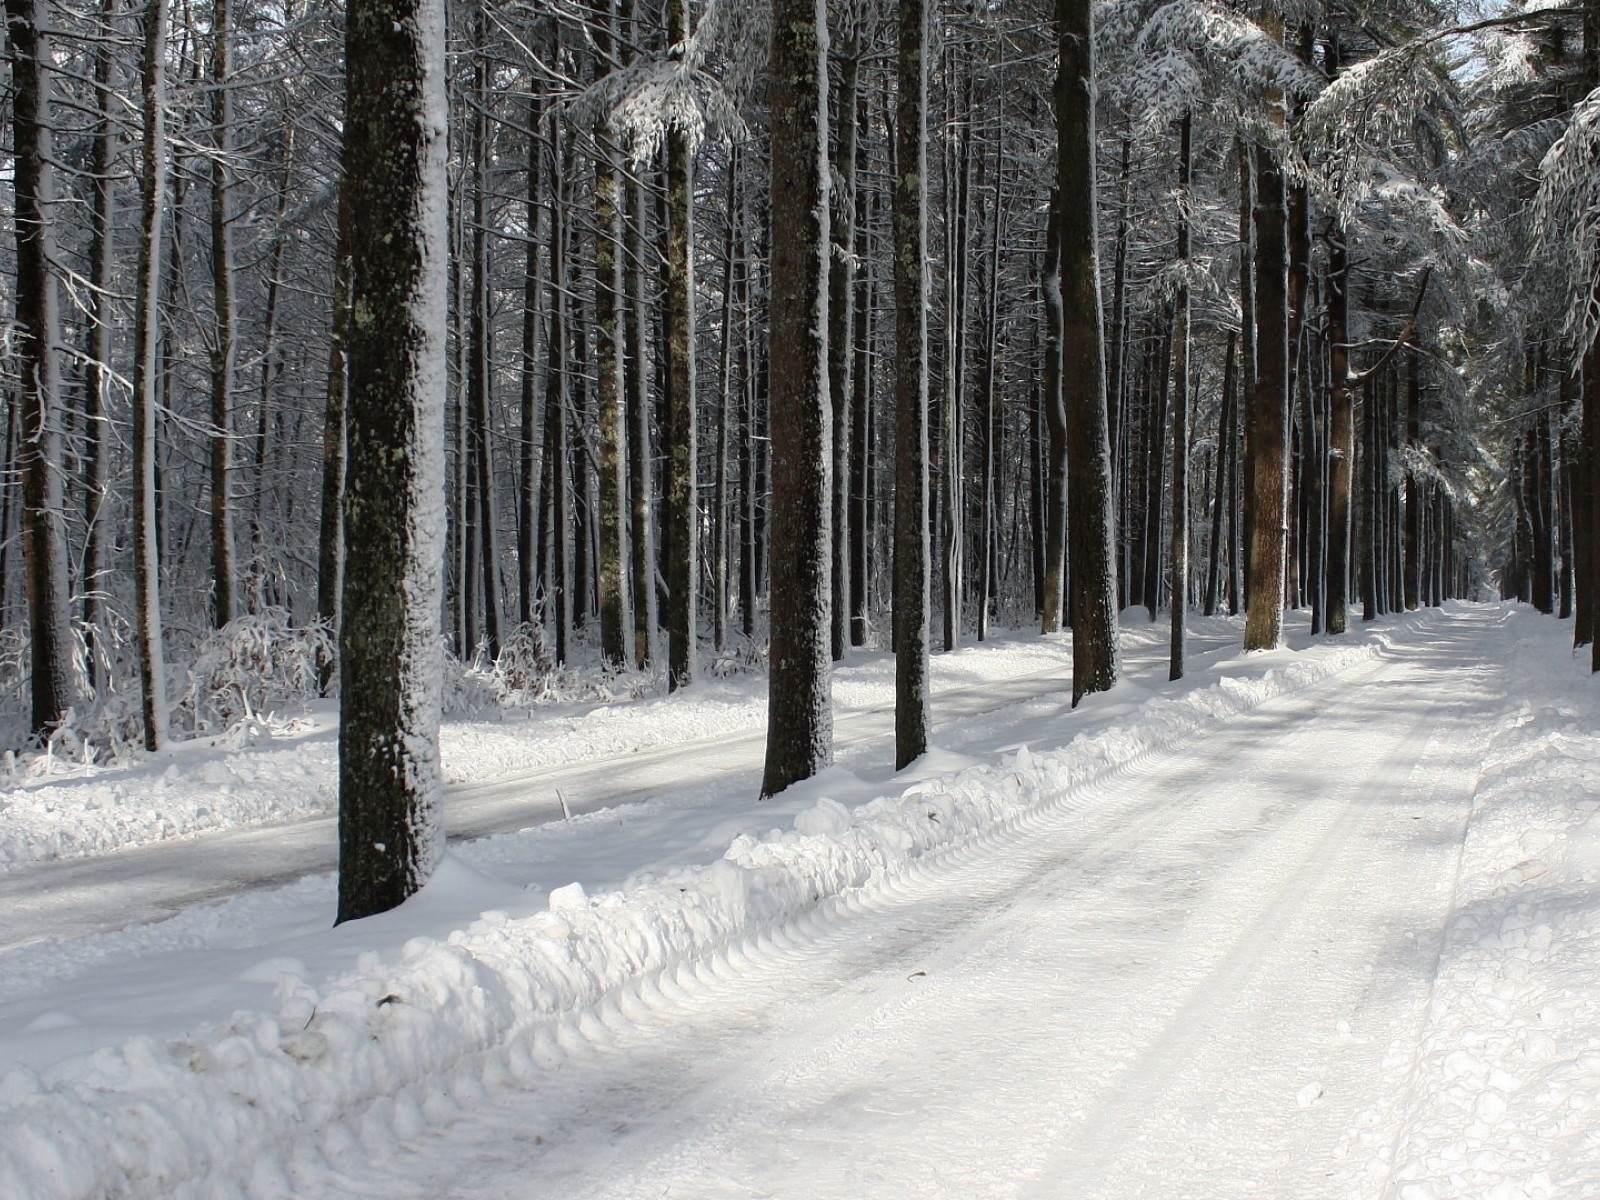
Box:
(287, 614), (1503, 1200)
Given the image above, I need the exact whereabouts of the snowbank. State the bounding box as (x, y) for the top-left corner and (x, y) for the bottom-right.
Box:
(0, 630), (1390, 1199)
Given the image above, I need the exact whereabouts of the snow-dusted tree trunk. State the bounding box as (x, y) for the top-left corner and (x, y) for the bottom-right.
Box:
(336, 0), (448, 923)
(8, 0), (79, 735)
(761, 0), (833, 797)
(1169, 111), (1192, 682)
(1040, 195), (1067, 635)
(893, 0), (931, 768)
(543, 127), (574, 664)
(469, 4), (501, 660)
(828, 38), (860, 664)
(133, 0), (171, 750)
(627, 171), (659, 668)
(209, 0), (238, 628)
(595, 3), (631, 669)
(518, 80), (545, 632)
(1244, 12), (1289, 653)
(1056, 0), (1118, 706)
(317, 182), (352, 692)
(82, 0), (121, 690)
(664, 0), (698, 692)
(1325, 226), (1353, 636)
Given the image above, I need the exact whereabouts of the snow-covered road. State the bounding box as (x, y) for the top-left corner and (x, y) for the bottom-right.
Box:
(280, 612), (1505, 1200)
(0, 626), (1242, 953)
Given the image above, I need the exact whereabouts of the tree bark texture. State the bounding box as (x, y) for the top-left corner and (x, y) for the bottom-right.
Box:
(761, 0), (833, 797)
(8, 0), (80, 736)
(337, 0), (448, 923)
(893, 0), (932, 768)
(1056, 0), (1119, 705)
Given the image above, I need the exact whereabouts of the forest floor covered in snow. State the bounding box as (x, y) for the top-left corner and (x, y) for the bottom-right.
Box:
(2, 603), (1599, 1199)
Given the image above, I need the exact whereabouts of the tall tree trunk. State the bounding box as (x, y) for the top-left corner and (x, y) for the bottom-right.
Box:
(318, 175), (353, 691)
(975, 136), (1004, 641)
(1325, 225), (1353, 634)
(519, 85), (545, 630)
(209, 0), (237, 628)
(10, 0), (79, 735)
(470, 7), (502, 659)
(133, 0), (171, 750)
(664, 0), (698, 690)
(1404, 351), (1424, 611)
(595, 3), (630, 667)
(1057, 0), (1119, 704)
(544, 131), (573, 663)
(1106, 136), (1132, 523)
(627, 172), (659, 666)
(337, 0), (449, 923)
(828, 42), (859, 663)
(940, 55), (972, 652)
(82, 0), (121, 691)
(1205, 331), (1236, 616)
(1361, 375), (1378, 621)
(1169, 112), (1192, 680)
(713, 157), (739, 654)
(761, 0), (833, 797)
(1041, 194), (1068, 634)
(1237, 138), (1256, 603)
(849, 168), (872, 647)
(1244, 27), (1289, 653)
(893, 0), (932, 767)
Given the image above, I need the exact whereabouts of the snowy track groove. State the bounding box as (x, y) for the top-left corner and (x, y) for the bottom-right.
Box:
(263, 611), (1507, 1200)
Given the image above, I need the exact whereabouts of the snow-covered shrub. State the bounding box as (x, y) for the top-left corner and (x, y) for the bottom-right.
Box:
(708, 638), (766, 679)
(174, 609), (332, 735)
(493, 622), (555, 697)
(441, 647), (502, 717)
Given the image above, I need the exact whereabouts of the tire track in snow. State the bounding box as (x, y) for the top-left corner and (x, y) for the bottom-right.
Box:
(280, 611), (1507, 1200)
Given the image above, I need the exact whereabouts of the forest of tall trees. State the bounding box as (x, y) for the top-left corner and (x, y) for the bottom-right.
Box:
(3, 1), (1599, 911)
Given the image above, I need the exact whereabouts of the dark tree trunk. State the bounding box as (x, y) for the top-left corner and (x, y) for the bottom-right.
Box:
(1205, 331), (1236, 617)
(1169, 112), (1192, 680)
(1057, 0), (1119, 704)
(336, 0), (449, 923)
(82, 0), (121, 689)
(627, 169), (659, 666)
(9, 0), (79, 736)
(664, 0), (698, 690)
(210, 0), (238, 628)
(761, 0), (833, 797)
(1237, 139), (1256, 604)
(1404, 352), (1424, 612)
(828, 43), (859, 662)
(893, 0), (931, 767)
(318, 167), (353, 692)
(849, 172), (872, 647)
(1041, 194), (1068, 634)
(1245, 75), (1289, 653)
(470, 9), (502, 659)
(595, 5), (630, 667)
(1325, 227), (1354, 634)
(519, 86), (545, 630)
(544, 137), (573, 664)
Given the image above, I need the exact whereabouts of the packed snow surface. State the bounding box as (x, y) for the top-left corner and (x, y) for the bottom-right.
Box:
(2, 605), (1598, 1199)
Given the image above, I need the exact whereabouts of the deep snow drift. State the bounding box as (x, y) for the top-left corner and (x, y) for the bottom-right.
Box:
(1, 605), (1596, 1199)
